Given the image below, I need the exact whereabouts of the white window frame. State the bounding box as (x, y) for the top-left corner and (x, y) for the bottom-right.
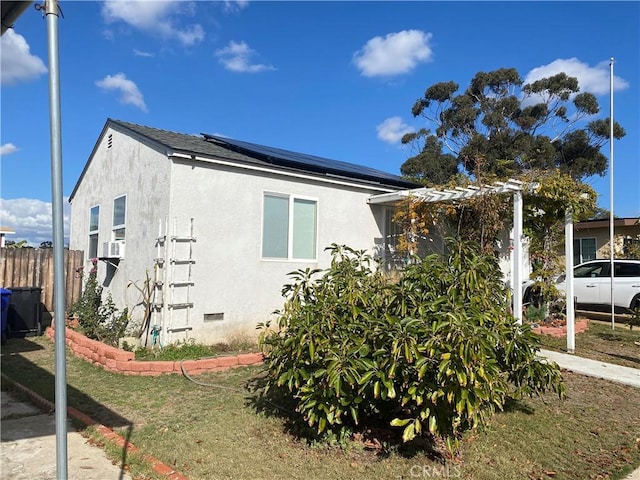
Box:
(112, 195), (126, 242)
(88, 205), (99, 259)
(261, 192), (318, 261)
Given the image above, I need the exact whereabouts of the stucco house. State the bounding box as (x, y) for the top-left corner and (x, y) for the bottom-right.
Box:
(68, 119), (418, 345)
(573, 217), (640, 263)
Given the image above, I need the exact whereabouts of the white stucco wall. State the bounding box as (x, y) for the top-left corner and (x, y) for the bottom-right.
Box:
(70, 126), (395, 345)
(164, 158), (390, 344)
(69, 126), (172, 332)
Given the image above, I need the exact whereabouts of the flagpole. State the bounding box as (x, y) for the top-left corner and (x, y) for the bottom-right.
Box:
(609, 57), (615, 331)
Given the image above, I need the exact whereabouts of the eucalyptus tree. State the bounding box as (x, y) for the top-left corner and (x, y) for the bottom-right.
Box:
(402, 68), (625, 181)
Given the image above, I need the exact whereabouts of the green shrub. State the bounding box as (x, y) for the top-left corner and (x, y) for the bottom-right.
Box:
(68, 272), (129, 347)
(259, 240), (565, 452)
(524, 304), (547, 323)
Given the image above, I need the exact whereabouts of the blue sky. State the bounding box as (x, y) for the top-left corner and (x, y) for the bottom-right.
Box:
(1, 1), (638, 245)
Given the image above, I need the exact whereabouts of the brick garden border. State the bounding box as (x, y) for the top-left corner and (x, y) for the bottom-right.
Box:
(531, 318), (589, 338)
(45, 326), (263, 376)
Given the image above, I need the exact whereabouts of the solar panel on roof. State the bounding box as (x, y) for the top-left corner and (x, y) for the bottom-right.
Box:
(202, 134), (415, 187)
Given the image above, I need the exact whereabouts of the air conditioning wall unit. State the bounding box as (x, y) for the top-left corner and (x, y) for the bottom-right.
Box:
(102, 241), (125, 259)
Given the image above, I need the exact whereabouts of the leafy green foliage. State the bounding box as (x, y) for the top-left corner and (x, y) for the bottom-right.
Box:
(5, 240), (32, 249)
(400, 131), (459, 186)
(524, 304), (547, 324)
(68, 272), (129, 347)
(404, 67), (625, 182)
(259, 241), (565, 452)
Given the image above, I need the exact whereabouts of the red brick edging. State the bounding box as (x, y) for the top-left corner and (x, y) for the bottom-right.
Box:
(1, 372), (188, 480)
(45, 327), (264, 376)
(531, 318), (589, 338)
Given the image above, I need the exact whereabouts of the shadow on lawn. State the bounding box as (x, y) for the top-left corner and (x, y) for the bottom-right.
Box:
(243, 373), (537, 462)
(597, 351), (640, 366)
(0, 337), (136, 478)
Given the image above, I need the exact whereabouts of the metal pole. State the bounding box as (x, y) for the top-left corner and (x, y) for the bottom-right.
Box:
(609, 57), (615, 331)
(565, 210), (575, 354)
(45, 0), (68, 477)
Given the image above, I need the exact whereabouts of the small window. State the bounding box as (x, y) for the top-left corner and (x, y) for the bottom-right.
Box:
(573, 238), (596, 265)
(292, 198), (317, 259)
(262, 193), (317, 260)
(113, 195), (126, 242)
(88, 205), (99, 259)
(263, 194), (289, 258)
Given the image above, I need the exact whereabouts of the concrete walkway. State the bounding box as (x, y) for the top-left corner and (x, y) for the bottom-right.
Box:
(538, 349), (640, 388)
(0, 390), (133, 480)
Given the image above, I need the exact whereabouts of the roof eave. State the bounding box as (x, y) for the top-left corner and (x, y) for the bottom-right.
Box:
(1, 1), (32, 36)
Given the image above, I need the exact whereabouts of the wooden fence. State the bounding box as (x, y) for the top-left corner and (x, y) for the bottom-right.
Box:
(0, 248), (84, 321)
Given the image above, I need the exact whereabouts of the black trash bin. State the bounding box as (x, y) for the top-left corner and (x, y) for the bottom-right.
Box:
(1, 288), (11, 344)
(7, 287), (43, 337)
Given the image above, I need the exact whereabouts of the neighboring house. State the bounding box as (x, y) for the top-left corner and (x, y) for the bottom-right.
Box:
(0, 226), (15, 248)
(573, 218), (640, 263)
(68, 119), (418, 345)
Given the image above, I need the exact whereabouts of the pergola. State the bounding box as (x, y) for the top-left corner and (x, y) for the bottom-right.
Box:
(368, 178), (577, 353)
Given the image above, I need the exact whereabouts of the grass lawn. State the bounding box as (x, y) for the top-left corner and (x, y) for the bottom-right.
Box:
(537, 320), (640, 369)
(2, 335), (640, 480)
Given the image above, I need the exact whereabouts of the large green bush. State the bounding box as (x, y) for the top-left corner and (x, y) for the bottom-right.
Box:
(259, 241), (565, 452)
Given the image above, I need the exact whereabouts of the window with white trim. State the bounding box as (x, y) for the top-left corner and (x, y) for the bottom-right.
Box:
(573, 237), (596, 265)
(112, 195), (126, 242)
(88, 205), (99, 259)
(262, 193), (317, 260)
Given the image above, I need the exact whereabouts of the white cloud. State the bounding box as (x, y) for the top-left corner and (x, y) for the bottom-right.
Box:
(353, 30), (433, 78)
(524, 58), (629, 96)
(96, 73), (148, 112)
(0, 197), (70, 246)
(223, 0), (249, 13)
(376, 117), (415, 144)
(215, 41), (275, 73)
(0, 30), (47, 86)
(0, 144), (19, 156)
(101, 0), (204, 47)
(133, 49), (154, 58)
